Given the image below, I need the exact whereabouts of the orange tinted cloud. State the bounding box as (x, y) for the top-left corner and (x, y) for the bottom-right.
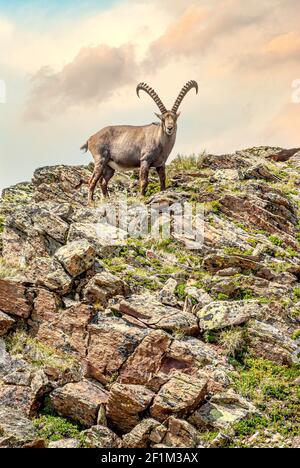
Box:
(264, 103), (300, 145)
(263, 32), (300, 60)
(24, 44), (137, 120)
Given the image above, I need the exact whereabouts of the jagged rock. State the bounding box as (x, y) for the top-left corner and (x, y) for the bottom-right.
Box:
(219, 192), (297, 244)
(0, 311), (15, 335)
(29, 256), (72, 294)
(31, 289), (94, 357)
(210, 169), (240, 183)
(0, 279), (33, 318)
(118, 294), (199, 335)
(0, 339), (13, 376)
(247, 320), (300, 365)
(241, 164), (280, 182)
(0, 367), (49, 417)
(202, 152), (253, 170)
(189, 390), (258, 430)
(118, 330), (172, 389)
(29, 206), (70, 244)
(123, 418), (160, 448)
(32, 165), (91, 205)
(266, 147), (300, 162)
(48, 439), (80, 448)
(149, 423), (168, 444)
(82, 425), (123, 448)
(54, 240), (95, 277)
(216, 267), (241, 277)
(150, 372), (208, 422)
(86, 316), (148, 384)
(82, 272), (129, 306)
(203, 253), (272, 278)
(68, 222), (127, 255)
(162, 337), (221, 375)
(107, 383), (154, 433)
(1, 150), (300, 449)
(158, 278), (178, 306)
(163, 417), (199, 448)
(197, 300), (262, 331)
(208, 275), (291, 299)
(50, 380), (109, 427)
(0, 406), (39, 448)
(183, 286), (213, 314)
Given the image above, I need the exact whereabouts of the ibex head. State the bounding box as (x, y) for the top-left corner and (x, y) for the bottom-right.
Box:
(137, 80), (198, 136)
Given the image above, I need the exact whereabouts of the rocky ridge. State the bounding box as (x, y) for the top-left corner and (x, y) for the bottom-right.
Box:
(0, 146), (299, 448)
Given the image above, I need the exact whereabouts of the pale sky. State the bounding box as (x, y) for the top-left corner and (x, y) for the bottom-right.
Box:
(0, 0), (299, 191)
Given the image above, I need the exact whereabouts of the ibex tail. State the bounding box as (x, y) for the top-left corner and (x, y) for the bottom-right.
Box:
(80, 142), (88, 153)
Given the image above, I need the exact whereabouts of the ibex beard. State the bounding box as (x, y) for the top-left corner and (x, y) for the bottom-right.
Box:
(81, 80), (198, 205)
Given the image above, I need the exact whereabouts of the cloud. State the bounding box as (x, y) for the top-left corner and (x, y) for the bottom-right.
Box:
(262, 32), (300, 62)
(24, 43), (138, 120)
(144, 1), (266, 70)
(263, 103), (300, 145)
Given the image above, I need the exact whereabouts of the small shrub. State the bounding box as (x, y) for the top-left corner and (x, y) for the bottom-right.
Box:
(216, 293), (230, 301)
(203, 330), (219, 344)
(33, 415), (81, 442)
(169, 152), (206, 172)
(234, 416), (268, 436)
(292, 329), (300, 340)
(219, 328), (246, 358)
(269, 235), (283, 247)
(294, 287), (300, 300)
(175, 283), (186, 300)
(0, 215), (5, 233)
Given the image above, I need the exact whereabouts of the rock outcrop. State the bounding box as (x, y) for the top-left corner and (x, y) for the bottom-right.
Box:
(0, 146), (299, 448)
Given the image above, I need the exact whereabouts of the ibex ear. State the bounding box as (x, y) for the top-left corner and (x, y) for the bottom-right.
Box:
(176, 112), (181, 120)
(155, 113), (163, 121)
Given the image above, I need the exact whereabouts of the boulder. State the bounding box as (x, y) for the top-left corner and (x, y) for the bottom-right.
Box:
(150, 372), (208, 422)
(0, 311), (15, 336)
(29, 257), (72, 294)
(107, 383), (154, 433)
(0, 368), (49, 417)
(0, 406), (39, 448)
(48, 439), (80, 448)
(32, 289), (94, 357)
(50, 380), (108, 427)
(118, 330), (172, 390)
(158, 278), (178, 306)
(54, 240), (95, 277)
(163, 417), (199, 448)
(68, 222), (127, 256)
(82, 272), (129, 306)
(247, 320), (300, 365)
(197, 300), (262, 331)
(86, 316), (147, 384)
(123, 419), (160, 448)
(189, 390), (258, 429)
(82, 425), (123, 448)
(0, 279), (33, 318)
(118, 294), (199, 335)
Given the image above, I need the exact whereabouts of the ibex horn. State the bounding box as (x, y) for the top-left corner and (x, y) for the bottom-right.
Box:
(172, 80), (198, 113)
(136, 82), (167, 115)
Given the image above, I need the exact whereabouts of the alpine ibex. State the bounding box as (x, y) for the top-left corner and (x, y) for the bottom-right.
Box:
(81, 80), (198, 203)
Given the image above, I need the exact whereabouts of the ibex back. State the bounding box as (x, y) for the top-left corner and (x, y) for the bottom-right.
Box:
(81, 81), (198, 204)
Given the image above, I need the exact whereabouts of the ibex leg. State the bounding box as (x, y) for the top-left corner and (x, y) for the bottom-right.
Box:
(140, 162), (150, 196)
(156, 165), (166, 191)
(88, 151), (109, 204)
(101, 165), (115, 197)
